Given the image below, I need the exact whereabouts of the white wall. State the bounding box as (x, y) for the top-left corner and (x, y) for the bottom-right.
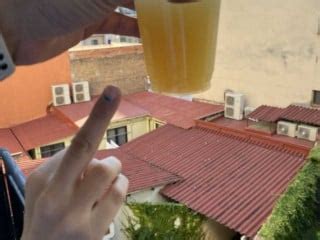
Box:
(196, 0), (320, 108)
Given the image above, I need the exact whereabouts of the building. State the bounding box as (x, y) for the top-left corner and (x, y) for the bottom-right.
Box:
(78, 8), (139, 47)
(0, 53), (71, 127)
(7, 97), (320, 239)
(195, 0), (320, 108)
(69, 45), (147, 96)
(0, 91), (223, 160)
(95, 116), (314, 239)
(79, 34), (140, 47)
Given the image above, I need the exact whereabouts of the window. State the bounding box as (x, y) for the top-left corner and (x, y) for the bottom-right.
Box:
(107, 127), (128, 146)
(28, 149), (36, 159)
(155, 123), (163, 129)
(120, 36), (128, 42)
(40, 142), (65, 158)
(91, 39), (99, 45)
(312, 90), (320, 105)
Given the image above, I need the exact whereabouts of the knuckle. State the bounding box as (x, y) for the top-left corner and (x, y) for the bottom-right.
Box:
(71, 136), (95, 153)
(93, 162), (115, 179)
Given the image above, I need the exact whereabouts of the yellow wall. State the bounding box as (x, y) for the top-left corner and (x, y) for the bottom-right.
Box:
(31, 116), (166, 159)
(195, 0), (320, 108)
(108, 116), (150, 143)
(149, 118), (166, 132)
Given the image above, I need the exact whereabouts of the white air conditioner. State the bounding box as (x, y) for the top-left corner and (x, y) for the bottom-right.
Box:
(72, 81), (91, 103)
(277, 121), (297, 138)
(224, 93), (245, 120)
(296, 125), (318, 141)
(51, 84), (71, 106)
(244, 106), (256, 118)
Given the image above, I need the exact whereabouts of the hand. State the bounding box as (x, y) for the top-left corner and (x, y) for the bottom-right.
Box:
(22, 86), (129, 240)
(0, 0), (139, 65)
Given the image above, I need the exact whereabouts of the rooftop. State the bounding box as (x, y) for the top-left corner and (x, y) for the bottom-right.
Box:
(0, 129), (24, 153)
(124, 91), (224, 129)
(15, 155), (45, 177)
(280, 105), (320, 126)
(114, 124), (309, 237)
(96, 149), (180, 193)
(247, 105), (284, 123)
(11, 112), (78, 150)
(208, 117), (315, 151)
(56, 91), (224, 129)
(56, 97), (149, 126)
(248, 104), (320, 127)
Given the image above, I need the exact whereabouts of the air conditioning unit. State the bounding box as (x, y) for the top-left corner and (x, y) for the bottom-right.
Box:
(277, 121), (297, 138)
(72, 81), (91, 103)
(51, 84), (71, 106)
(224, 93), (245, 120)
(244, 106), (256, 118)
(296, 125), (318, 141)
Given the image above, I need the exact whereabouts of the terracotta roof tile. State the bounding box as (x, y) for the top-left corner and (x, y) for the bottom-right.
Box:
(15, 155), (44, 176)
(124, 92), (224, 129)
(279, 105), (320, 126)
(117, 124), (308, 237)
(56, 97), (149, 124)
(96, 149), (180, 193)
(247, 105), (285, 123)
(0, 129), (24, 153)
(11, 113), (78, 150)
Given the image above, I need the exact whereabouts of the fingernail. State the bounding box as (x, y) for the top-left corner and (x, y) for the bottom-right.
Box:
(103, 86), (120, 102)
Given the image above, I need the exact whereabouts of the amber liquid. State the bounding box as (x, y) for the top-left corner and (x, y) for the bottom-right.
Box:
(135, 0), (221, 94)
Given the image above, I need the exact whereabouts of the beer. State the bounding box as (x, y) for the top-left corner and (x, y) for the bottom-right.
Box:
(135, 0), (221, 94)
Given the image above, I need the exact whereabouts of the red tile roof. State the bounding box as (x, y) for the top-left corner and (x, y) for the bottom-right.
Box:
(56, 97), (149, 123)
(0, 129), (24, 153)
(11, 112), (78, 150)
(117, 124), (308, 237)
(206, 118), (314, 151)
(248, 105), (320, 127)
(96, 149), (180, 193)
(247, 105), (284, 123)
(15, 155), (44, 176)
(14, 148), (180, 193)
(279, 105), (320, 126)
(124, 92), (224, 129)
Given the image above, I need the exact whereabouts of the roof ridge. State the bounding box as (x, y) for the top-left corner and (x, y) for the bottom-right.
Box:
(50, 107), (79, 131)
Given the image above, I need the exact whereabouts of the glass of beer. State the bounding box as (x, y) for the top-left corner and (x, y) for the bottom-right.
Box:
(135, 0), (221, 94)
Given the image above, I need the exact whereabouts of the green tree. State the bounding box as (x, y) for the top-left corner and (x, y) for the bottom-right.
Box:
(123, 202), (206, 240)
(259, 147), (320, 240)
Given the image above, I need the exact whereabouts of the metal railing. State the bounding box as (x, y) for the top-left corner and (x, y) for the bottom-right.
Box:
(0, 148), (26, 240)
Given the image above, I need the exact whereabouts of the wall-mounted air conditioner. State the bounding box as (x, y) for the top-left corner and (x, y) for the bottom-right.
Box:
(277, 121), (297, 138)
(51, 84), (71, 106)
(224, 93), (245, 120)
(72, 81), (91, 103)
(296, 125), (318, 141)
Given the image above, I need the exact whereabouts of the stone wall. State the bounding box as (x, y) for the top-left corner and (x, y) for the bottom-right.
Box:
(69, 45), (147, 96)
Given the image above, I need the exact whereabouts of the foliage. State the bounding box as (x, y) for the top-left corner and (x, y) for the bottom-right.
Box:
(123, 202), (206, 240)
(259, 147), (320, 240)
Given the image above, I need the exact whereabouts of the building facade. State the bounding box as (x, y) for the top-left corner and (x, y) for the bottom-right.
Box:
(195, 0), (320, 108)
(0, 53), (71, 127)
